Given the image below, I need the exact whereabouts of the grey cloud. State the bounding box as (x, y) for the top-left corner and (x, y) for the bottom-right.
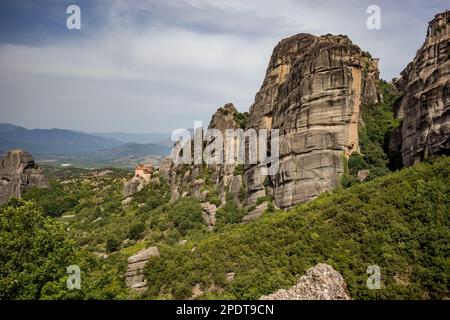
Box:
(0, 0), (448, 133)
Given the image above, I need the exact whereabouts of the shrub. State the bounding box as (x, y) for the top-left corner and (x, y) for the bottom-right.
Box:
(233, 112), (250, 129)
(216, 201), (244, 224)
(348, 153), (369, 176)
(128, 223), (145, 240)
(167, 198), (204, 236)
(106, 237), (121, 253)
(0, 199), (75, 299)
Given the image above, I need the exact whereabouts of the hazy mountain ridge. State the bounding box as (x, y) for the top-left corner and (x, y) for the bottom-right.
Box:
(0, 123), (122, 155)
(95, 142), (171, 159)
(0, 124), (171, 161)
(92, 132), (170, 145)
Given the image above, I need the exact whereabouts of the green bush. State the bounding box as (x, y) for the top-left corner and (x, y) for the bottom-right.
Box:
(216, 201), (244, 224)
(233, 112), (250, 129)
(106, 237), (121, 253)
(357, 80), (402, 180)
(0, 199), (75, 299)
(233, 164), (245, 176)
(167, 198), (204, 236)
(348, 153), (369, 176)
(128, 223), (145, 240)
(23, 183), (80, 217)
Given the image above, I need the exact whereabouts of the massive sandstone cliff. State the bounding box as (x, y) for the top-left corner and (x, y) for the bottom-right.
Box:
(0, 149), (49, 205)
(395, 11), (450, 166)
(153, 34), (381, 211)
(129, 12), (449, 213)
(157, 103), (244, 205)
(244, 34), (380, 208)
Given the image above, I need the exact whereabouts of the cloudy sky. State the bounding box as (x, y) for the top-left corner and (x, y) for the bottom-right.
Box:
(0, 0), (448, 133)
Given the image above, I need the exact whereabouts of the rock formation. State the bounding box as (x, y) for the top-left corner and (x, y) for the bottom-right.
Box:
(154, 35), (382, 211)
(245, 34), (380, 208)
(201, 202), (217, 231)
(161, 103), (245, 206)
(395, 11), (450, 166)
(123, 163), (153, 199)
(125, 246), (160, 294)
(242, 202), (269, 222)
(260, 263), (351, 300)
(0, 149), (49, 205)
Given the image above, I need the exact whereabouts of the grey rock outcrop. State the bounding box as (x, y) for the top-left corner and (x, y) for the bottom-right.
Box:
(242, 202), (268, 222)
(159, 35), (381, 212)
(123, 164), (153, 198)
(0, 149), (49, 205)
(201, 202), (217, 231)
(245, 33), (380, 208)
(162, 103), (245, 205)
(125, 246), (160, 294)
(158, 156), (173, 180)
(123, 176), (146, 198)
(395, 11), (450, 166)
(208, 103), (241, 134)
(260, 263), (351, 300)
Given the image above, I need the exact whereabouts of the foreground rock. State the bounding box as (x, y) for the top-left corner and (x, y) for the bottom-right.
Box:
(125, 246), (159, 294)
(260, 263), (351, 300)
(0, 149), (49, 205)
(395, 11), (450, 166)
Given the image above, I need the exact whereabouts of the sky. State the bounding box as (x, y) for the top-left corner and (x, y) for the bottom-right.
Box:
(0, 0), (448, 133)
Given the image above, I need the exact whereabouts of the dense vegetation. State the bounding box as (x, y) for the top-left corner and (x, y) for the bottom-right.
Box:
(344, 81), (403, 187)
(1, 152), (449, 300)
(0, 199), (129, 299)
(144, 157), (449, 299)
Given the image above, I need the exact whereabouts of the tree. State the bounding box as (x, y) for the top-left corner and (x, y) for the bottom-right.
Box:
(0, 199), (75, 299)
(128, 223), (145, 240)
(106, 237), (121, 253)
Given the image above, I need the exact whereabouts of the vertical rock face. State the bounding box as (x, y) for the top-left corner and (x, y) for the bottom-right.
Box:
(208, 103), (241, 134)
(162, 103), (245, 207)
(395, 11), (450, 166)
(245, 34), (380, 208)
(125, 246), (160, 294)
(0, 149), (49, 205)
(260, 263), (351, 300)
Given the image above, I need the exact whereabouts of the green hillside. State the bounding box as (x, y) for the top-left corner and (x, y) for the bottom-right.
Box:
(1, 156), (448, 300)
(142, 156), (449, 300)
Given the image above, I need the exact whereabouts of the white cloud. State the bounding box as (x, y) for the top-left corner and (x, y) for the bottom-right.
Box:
(0, 0), (448, 132)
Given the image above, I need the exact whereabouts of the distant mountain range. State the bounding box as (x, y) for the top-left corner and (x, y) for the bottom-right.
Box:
(95, 142), (171, 159)
(92, 132), (170, 145)
(0, 124), (171, 158)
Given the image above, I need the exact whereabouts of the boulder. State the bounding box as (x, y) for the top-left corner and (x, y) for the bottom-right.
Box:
(260, 263), (351, 300)
(0, 149), (49, 205)
(201, 202), (217, 231)
(228, 175), (242, 197)
(357, 170), (370, 182)
(125, 246), (160, 294)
